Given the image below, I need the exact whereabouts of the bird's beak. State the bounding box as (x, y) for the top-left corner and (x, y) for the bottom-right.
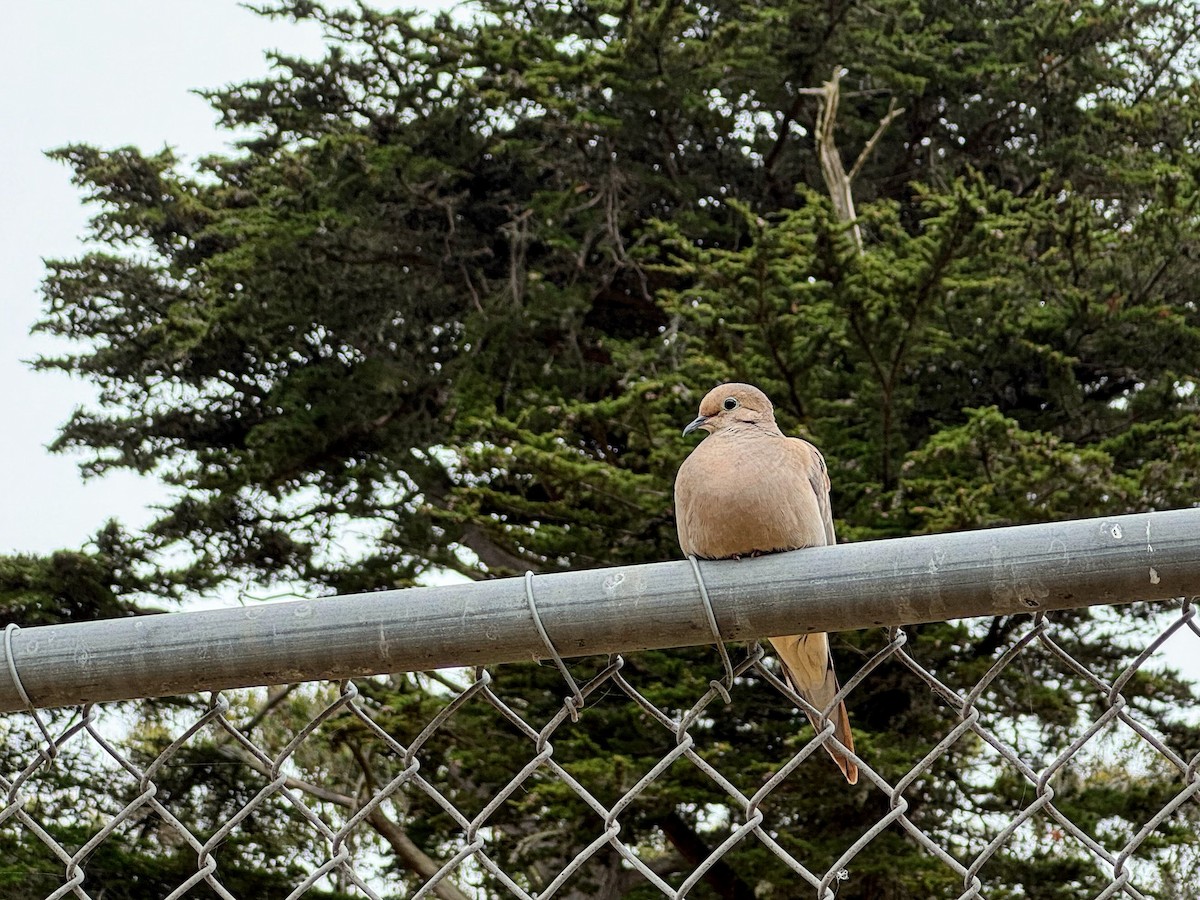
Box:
(682, 415), (709, 436)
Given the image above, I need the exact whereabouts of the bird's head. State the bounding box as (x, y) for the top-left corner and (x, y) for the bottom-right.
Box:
(682, 383), (777, 436)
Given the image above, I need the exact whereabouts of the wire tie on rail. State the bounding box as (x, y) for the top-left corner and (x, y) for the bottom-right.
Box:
(4, 623), (56, 752)
(525, 571), (584, 721)
(688, 556), (734, 702)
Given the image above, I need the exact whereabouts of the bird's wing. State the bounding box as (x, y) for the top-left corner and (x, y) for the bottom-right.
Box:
(787, 437), (836, 546)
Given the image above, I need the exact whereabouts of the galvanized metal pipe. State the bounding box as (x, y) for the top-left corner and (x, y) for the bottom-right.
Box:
(2, 509), (1197, 713)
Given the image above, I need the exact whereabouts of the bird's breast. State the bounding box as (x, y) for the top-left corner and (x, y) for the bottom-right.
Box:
(675, 431), (826, 559)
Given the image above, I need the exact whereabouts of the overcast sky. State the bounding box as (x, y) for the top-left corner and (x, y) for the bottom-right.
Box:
(0, 2), (329, 556)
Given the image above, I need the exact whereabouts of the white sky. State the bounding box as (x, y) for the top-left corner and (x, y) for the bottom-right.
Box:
(0, 1), (329, 557)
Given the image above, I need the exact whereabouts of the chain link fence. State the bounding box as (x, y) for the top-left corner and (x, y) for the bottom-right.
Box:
(4, 512), (1200, 899)
(3, 600), (1200, 899)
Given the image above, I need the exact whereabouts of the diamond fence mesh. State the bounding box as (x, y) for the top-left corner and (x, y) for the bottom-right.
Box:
(4, 512), (1200, 899)
(4, 602), (1200, 899)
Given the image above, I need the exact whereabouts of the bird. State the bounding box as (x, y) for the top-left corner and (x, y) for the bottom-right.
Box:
(674, 382), (858, 785)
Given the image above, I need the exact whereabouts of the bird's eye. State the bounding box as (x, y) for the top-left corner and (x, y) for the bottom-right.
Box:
(722, 397), (739, 411)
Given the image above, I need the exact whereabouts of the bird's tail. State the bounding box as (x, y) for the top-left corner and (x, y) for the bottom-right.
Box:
(768, 633), (859, 785)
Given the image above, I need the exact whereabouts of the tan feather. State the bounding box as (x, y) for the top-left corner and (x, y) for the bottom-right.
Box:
(675, 383), (858, 784)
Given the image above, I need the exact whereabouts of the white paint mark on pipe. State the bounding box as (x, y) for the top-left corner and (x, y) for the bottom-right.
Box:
(603, 572), (626, 592)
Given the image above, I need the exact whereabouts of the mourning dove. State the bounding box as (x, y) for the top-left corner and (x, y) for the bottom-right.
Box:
(674, 383), (858, 785)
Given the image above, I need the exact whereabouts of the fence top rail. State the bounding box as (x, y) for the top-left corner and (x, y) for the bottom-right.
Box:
(2, 508), (1197, 713)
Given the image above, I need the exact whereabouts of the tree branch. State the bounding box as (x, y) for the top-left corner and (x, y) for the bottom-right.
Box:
(214, 741), (473, 900)
(807, 68), (904, 254)
(811, 69), (862, 252)
(848, 96), (904, 184)
(657, 810), (756, 900)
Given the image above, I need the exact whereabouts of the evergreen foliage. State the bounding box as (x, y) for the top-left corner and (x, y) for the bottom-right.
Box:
(7, 0), (1200, 896)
